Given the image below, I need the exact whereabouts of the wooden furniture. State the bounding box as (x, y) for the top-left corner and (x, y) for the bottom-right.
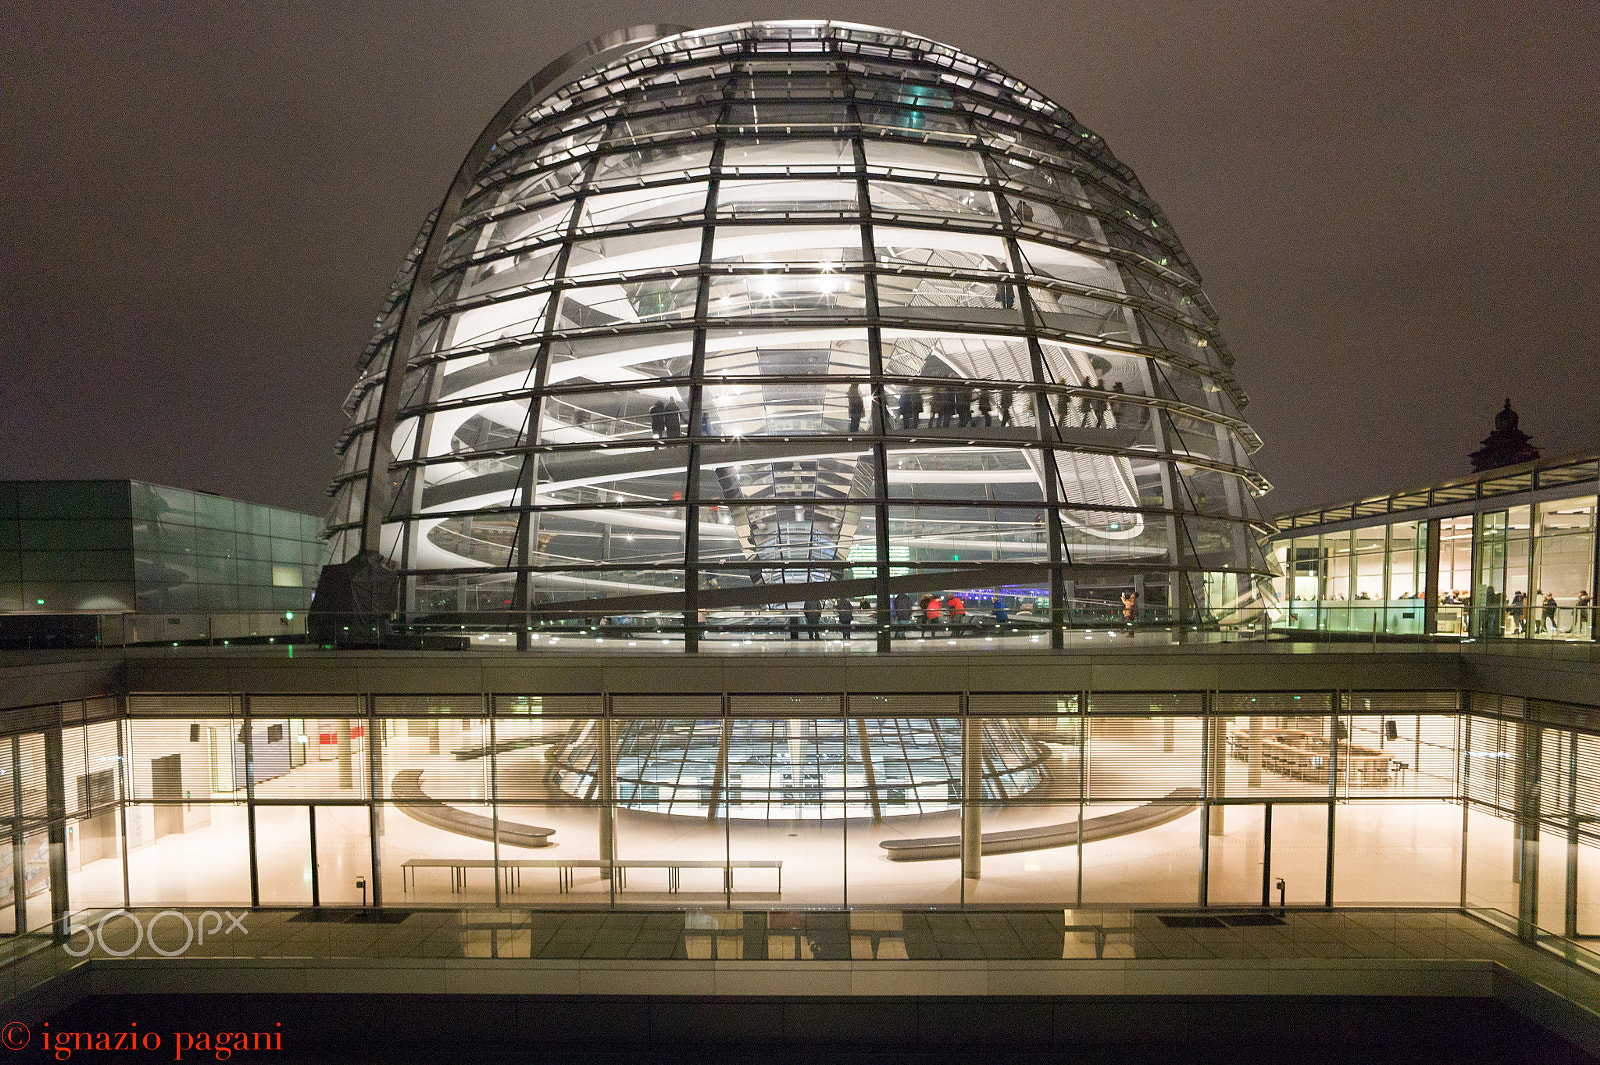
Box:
(1228, 729), (1398, 785)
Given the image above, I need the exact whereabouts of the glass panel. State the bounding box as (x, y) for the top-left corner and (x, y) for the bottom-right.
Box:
(545, 334), (694, 388)
(22, 826), (55, 932)
(719, 138), (854, 174)
(1086, 716), (1204, 802)
(464, 200), (573, 260)
(246, 718), (368, 801)
(377, 719), (492, 801)
(717, 178), (857, 218)
(706, 271), (867, 316)
(888, 505), (1049, 568)
(726, 717), (844, 907)
(1017, 240), (1123, 292)
(861, 140), (986, 180)
(874, 226), (1008, 273)
(252, 806), (312, 906)
(845, 717), (963, 907)
(1333, 800), (1462, 905)
(441, 293), (551, 349)
(125, 802), (249, 907)
(67, 804), (123, 910)
(869, 180), (996, 221)
(712, 224), (862, 264)
(566, 228), (703, 277)
(1538, 821), (1569, 935)
(883, 331), (1032, 384)
(1079, 798), (1201, 905)
(590, 144), (713, 183)
(1215, 696), (1334, 799)
(578, 183), (708, 231)
(1576, 828), (1600, 936)
(447, 243), (562, 307)
(314, 805), (371, 906)
(876, 271), (1021, 325)
(1206, 803), (1328, 907)
(380, 801), (497, 906)
(128, 719), (243, 800)
(1464, 805), (1518, 918)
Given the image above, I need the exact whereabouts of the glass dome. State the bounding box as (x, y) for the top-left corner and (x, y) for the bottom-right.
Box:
(546, 716), (1048, 820)
(324, 21), (1274, 647)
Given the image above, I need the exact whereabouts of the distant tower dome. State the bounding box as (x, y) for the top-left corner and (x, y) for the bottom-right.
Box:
(1470, 399), (1540, 472)
(321, 21), (1275, 642)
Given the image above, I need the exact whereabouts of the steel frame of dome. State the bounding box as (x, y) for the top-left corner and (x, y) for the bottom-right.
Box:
(324, 21), (1275, 651)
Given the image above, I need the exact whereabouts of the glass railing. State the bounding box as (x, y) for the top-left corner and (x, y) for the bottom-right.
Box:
(2, 604), (1592, 654)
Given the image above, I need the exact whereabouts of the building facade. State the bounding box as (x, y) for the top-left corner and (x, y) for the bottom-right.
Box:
(324, 22), (1274, 650)
(1267, 450), (1598, 642)
(3, 649), (1598, 943)
(0, 480), (326, 646)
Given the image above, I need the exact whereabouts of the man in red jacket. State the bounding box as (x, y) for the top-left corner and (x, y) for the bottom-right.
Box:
(947, 594), (966, 635)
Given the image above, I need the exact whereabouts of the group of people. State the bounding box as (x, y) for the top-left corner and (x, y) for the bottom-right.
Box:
(647, 398), (683, 438)
(1054, 378), (1126, 429)
(1442, 588), (1591, 636)
(649, 379), (1140, 437)
(1504, 589), (1591, 635)
(791, 594), (1016, 639)
(913, 593), (1011, 637)
(893, 384), (1015, 430)
(797, 598), (868, 640)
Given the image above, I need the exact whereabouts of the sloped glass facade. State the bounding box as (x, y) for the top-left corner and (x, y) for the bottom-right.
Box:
(0, 480), (323, 623)
(325, 22), (1274, 645)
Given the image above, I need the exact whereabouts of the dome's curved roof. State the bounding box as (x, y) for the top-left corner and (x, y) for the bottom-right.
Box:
(324, 21), (1273, 645)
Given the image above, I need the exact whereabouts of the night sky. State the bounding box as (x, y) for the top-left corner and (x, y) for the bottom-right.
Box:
(6, 1), (1597, 520)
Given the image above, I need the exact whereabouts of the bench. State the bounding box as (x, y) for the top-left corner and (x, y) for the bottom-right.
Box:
(401, 857), (498, 893)
(390, 769), (555, 848)
(401, 857), (782, 894)
(500, 858), (782, 894)
(880, 787), (1202, 861)
(608, 859), (782, 894)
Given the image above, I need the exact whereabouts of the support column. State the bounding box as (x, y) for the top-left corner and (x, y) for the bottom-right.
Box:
(43, 724), (69, 938)
(1423, 518), (1442, 634)
(856, 719), (882, 822)
(9, 736), (24, 933)
(852, 135), (892, 657)
(488, 709), (500, 909)
(598, 716), (615, 888)
(1206, 714), (1227, 836)
(1567, 728), (1580, 937)
(337, 719), (353, 790)
(1516, 719), (1542, 942)
(242, 695), (259, 908)
(1175, 570), (1195, 643)
(366, 694), (383, 907)
(707, 718), (731, 822)
(1589, 510), (1600, 643)
(962, 716), (982, 880)
(1247, 716), (1263, 788)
